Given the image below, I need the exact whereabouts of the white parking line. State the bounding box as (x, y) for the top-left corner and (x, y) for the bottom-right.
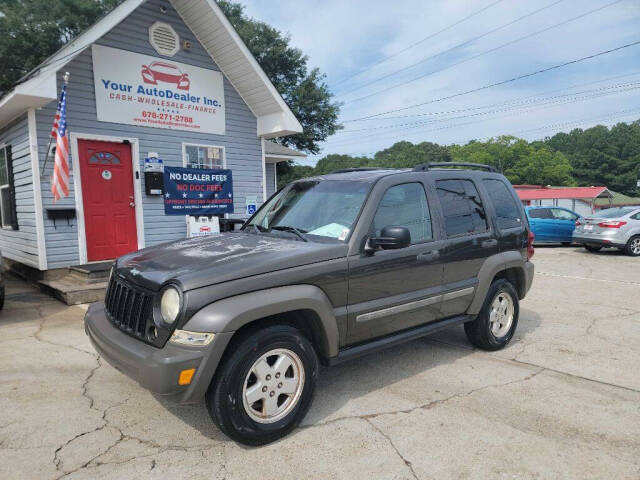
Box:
(537, 271), (640, 286)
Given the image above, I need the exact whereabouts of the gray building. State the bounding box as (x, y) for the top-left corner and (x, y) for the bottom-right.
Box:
(0, 0), (304, 272)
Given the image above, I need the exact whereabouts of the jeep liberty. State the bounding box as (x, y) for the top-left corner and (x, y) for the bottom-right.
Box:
(85, 163), (535, 445)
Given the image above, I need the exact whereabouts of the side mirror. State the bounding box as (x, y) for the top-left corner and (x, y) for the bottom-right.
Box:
(368, 225), (411, 252)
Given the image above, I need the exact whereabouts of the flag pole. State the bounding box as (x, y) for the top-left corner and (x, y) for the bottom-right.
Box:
(41, 72), (70, 177)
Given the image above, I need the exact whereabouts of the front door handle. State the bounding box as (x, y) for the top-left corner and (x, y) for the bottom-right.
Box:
(129, 202), (135, 208)
(482, 239), (498, 248)
(417, 250), (440, 262)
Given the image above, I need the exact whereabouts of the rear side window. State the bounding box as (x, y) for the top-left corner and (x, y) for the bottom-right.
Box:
(436, 179), (487, 236)
(372, 182), (432, 243)
(483, 179), (522, 230)
(528, 208), (553, 219)
(551, 208), (577, 220)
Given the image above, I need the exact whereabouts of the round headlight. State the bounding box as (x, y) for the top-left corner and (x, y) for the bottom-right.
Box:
(160, 286), (181, 325)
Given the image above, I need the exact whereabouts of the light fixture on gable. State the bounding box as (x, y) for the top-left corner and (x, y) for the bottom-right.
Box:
(149, 21), (180, 57)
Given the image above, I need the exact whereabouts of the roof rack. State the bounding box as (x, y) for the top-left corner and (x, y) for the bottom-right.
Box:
(329, 167), (389, 174)
(413, 162), (497, 173)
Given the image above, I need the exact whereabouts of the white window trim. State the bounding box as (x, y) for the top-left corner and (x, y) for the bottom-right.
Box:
(181, 142), (227, 222)
(71, 132), (145, 264)
(181, 142), (226, 170)
(0, 143), (12, 230)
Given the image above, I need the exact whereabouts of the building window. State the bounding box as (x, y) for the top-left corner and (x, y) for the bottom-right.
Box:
(0, 145), (17, 230)
(183, 144), (224, 169)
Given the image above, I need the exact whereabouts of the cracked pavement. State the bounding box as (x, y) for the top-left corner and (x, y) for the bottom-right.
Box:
(1, 246), (639, 479)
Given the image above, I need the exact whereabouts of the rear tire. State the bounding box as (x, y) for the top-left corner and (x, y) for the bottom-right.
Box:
(625, 235), (640, 257)
(206, 324), (318, 446)
(584, 245), (602, 252)
(464, 279), (519, 351)
(0, 284), (4, 311)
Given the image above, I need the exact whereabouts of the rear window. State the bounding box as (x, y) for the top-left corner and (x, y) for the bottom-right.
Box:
(436, 179), (488, 236)
(527, 208), (553, 219)
(593, 207), (638, 218)
(482, 179), (522, 230)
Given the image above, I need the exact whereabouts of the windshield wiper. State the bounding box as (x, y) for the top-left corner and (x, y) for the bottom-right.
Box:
(271, 225), (308, 242)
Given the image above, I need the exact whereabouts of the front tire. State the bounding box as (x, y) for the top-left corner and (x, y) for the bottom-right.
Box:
(625, 235), (640, 257)
(206, 324), (318, 446)
(464, 279), (519, 351)
(584, 245), (602, 252)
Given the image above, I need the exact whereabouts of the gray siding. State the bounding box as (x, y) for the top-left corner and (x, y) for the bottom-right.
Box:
(265, 163), (276, 198)
(35, 0), (263, 268)
(0, 114), (39, 268)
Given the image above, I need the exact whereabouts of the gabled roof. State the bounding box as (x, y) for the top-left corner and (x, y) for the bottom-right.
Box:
(0, 0), (302, 138)
(515, 186), (611, 201)
(265, 141), (306, 158)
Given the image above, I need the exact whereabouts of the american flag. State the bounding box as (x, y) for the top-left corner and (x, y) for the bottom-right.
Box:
(51, 84), (69, 202)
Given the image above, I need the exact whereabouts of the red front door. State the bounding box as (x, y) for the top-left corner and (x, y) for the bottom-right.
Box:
(78, 139), (138, 261)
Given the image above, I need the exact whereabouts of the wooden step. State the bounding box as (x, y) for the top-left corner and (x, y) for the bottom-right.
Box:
(38, 276), (108, 305)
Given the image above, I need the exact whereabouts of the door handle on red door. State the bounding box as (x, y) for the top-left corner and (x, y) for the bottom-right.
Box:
(482, 239), (498, 248)
(417, 250), (440, 262)
(129, 202), (135, 208)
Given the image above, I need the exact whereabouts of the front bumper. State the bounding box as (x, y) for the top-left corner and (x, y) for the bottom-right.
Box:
(573, 233), (626, 248)
(84, 302), (233, 403)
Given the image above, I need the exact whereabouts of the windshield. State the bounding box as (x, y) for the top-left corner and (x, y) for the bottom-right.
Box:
(244, 180), (371, 241)
(593, 207), (638, 219)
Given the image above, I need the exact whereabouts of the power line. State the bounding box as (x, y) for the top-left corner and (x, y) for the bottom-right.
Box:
(330, 0), (506, 88)
(347, 70), (640, 122)
(343, 39), (640, 122)
(328, 86), (640, 146)
(333, 108), (640, 157)
(337, 82), (640, 134)
(336, 0), (566, 97)
(342, 0), (623, 103)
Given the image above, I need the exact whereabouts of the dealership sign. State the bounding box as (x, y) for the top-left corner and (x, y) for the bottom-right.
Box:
(163, 166), (233, 215)
(92, 45), (225, 135)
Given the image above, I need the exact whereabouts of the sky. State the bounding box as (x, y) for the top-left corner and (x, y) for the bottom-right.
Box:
(240, 0), (640, 165)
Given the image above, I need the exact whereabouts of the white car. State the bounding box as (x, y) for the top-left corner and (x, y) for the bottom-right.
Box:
(573, 206), (640, 256)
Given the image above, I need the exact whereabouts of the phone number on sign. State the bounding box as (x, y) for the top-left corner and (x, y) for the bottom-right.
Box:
(141, 111), (193, 123)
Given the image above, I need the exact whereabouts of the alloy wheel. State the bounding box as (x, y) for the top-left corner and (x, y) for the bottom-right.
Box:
(489, 292), (515, 338)
(242, 348), (305, 424)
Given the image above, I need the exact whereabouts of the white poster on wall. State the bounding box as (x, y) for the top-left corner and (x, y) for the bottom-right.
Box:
(92, 45), (225, 135)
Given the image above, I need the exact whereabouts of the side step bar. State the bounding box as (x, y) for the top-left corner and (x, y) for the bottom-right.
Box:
(328, 314), (472, 366)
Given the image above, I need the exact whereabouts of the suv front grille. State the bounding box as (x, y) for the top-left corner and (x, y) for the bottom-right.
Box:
(104, 275), (153, 340)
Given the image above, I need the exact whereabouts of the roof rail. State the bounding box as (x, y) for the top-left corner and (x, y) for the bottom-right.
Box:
(413, 162), (497, 173)
(329, 167), (389, 174)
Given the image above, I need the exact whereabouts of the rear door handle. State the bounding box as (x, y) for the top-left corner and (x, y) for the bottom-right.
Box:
(417, 250), (440, 262)
(481, 239), (498, 248)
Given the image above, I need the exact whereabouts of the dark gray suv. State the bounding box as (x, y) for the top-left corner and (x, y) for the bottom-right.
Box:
(85, 163), (534, 445)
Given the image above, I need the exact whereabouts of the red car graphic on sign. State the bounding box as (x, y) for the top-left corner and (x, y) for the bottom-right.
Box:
(141, 61), (190, 91)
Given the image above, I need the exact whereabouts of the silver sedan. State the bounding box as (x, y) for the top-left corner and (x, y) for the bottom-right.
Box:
(573, 206), (640, 256)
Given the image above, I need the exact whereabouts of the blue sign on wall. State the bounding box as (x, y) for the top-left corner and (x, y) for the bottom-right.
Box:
(163, 166), (233, 215)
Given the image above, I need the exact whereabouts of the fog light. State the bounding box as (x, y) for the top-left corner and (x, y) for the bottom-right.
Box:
(178, 368), (196, 386)
(170, 330), (215, 346)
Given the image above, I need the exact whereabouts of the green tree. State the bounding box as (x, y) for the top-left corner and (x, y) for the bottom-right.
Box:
(545, 122), (640, 195)
(505, 147), (573, 186)
(0, 0), (121, 94)
(217, 1), (341, 155)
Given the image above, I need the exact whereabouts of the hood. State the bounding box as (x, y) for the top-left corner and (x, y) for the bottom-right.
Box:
(116, 232), (347, 291)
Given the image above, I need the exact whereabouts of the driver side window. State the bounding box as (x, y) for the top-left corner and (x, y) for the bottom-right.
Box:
(372, 183), (432, 243)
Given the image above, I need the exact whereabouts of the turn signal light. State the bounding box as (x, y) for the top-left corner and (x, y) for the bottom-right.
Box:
(178, 368), (196, 386)
(597, 221), (627, 228)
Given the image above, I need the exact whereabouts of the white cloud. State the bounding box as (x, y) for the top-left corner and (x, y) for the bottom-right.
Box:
(239, 0), (640, 165)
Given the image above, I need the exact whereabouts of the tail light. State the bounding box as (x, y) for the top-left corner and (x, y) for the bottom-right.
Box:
(597, 221), (627, 228)
(575, 219), (582, 227)
(527, 230), (535, 260)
